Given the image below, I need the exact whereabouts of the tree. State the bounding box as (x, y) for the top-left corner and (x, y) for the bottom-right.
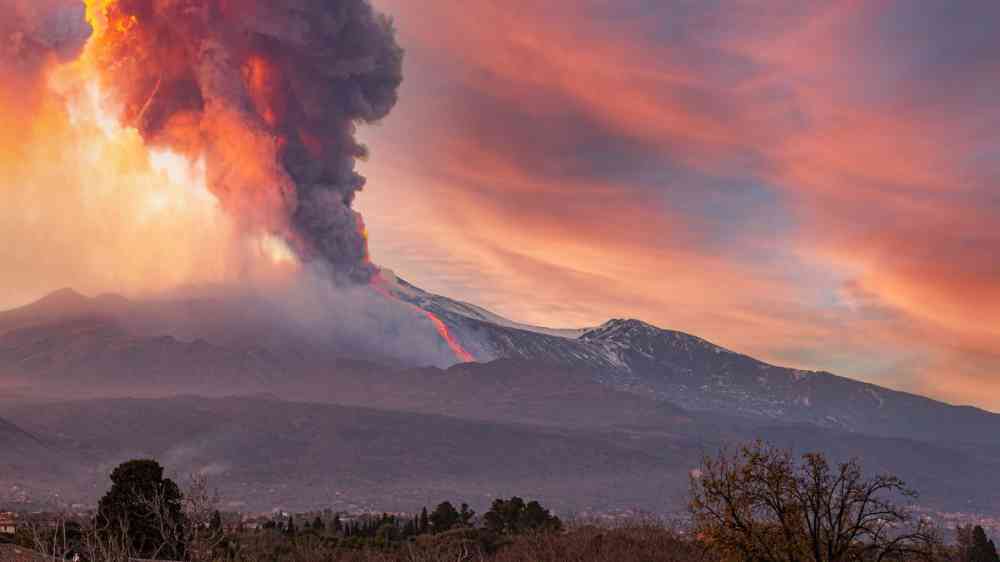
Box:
(96, 459), (187, 560)
(419, 507), (429, 535)
(959, 526), (1000, 562)
(18, 512), (84, 560)
(183, 474), (225, 562)
(312, 515), (325, 532)
(690, 441), (937, 562)
(483, 497), (561, 535)
(430, 502), (461, 533)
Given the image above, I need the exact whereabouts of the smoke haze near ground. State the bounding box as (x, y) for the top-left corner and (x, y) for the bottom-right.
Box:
(0, 0), (454, 367)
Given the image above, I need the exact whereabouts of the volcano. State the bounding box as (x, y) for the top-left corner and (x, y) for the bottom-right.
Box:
(2, 280), (1000, 516)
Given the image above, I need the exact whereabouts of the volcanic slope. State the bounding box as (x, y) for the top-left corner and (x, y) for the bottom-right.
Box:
(376, 272), (1000, 446)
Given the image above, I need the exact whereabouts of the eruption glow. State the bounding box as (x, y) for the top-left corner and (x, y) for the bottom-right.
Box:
(0, 0), (473, 365)
(77, 0), (403, 284)
(371, 275), (475, 363)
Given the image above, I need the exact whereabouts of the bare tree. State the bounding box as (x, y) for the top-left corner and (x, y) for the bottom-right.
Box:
(136, 483), (187, 560)
(20, 511), (76, 560)
(690, 441), (938, 562)
(183, 473), (227, 562)
(132, 471), (230, 561)
(79, 509), (136, 562)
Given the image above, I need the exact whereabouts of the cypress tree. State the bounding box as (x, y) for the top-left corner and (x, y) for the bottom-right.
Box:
(971, 526), (1000, 562)
(419, 507), (429, 535)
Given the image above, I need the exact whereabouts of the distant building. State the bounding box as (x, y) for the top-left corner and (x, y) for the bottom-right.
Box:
(0, 513), (16, 535)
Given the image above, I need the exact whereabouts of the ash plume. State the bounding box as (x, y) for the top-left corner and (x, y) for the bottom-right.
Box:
(85, 0), (404, 283)
(1, 0), (89, 82)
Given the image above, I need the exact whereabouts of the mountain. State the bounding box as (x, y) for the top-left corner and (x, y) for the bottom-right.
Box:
(1, 282), (999, 515)
(381, 275), (1000, 445)
(3, 395), (997, 514)
(0, 415), (43, 453)
(0, 414), (71, 506)
(6, 396), (1000, 513)
(1, 395), (697, 513)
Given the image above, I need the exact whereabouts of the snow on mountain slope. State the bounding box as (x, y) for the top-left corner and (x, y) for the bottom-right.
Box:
(377, 270), (589, 339)
(387, 275), (1000, 445)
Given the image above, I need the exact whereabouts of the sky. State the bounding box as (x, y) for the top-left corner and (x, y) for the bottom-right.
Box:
(0, 0), (997, 412)
(354, 0), (1000, 411)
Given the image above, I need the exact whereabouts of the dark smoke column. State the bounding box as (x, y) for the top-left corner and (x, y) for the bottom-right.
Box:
(86, 0), (403, 284)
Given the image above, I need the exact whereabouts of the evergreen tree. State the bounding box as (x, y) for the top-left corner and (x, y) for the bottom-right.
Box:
(332, 514), (343, 534)
(286, 515), (296, 536)
(429, 502), (461, 533)
(970, 526), (1000, 562)
(483, 497), (523, 534)
(522, 501), (559, 531)
(312, 515), (325, 532)
(96, 459), (186, 560)
(209, 509), (224, 545)
(483, 497), (561, 535)
(419, 507), (429, 535)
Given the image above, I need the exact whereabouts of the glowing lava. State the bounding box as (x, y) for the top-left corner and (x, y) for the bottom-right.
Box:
(370, 276), (476, 364)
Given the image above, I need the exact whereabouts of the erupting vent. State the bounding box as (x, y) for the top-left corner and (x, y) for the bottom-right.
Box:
(81, 0), (404, 284)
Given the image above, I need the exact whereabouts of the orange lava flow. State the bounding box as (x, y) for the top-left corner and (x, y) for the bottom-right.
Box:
(371, 277), (476, 364)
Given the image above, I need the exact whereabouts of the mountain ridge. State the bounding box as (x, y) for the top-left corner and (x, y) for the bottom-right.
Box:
(2, 286), (1000, 514)
(5, 285), (999, 424)
(382, 287), (1000, 443)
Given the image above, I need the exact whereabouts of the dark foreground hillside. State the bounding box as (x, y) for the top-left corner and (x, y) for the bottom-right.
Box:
(201, 525), (709, 562)
(1, 395), (695, 513)
(3, 394), (1000, 514)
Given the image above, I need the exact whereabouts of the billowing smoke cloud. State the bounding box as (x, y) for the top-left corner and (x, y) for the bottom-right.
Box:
(1, 0), (89, 96)
(83, 0), (404, 283)
(0, 0), (469, 368)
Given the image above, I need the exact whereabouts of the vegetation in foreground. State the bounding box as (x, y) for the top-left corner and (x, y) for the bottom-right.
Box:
(4, 441), (999, 562)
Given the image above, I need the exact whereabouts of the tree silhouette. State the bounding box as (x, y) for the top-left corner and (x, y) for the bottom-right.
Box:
(690, 441), (937, 562)
(961, 526), (1000, 562)
(429, 502), (461, 533)
(96, 459), (186, 560)
(483, 497), (561, 535)
(419, 507), (429, 535)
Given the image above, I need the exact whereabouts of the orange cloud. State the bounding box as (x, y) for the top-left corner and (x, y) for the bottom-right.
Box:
(362, 0), (1000, 410)
(2, 0), (996, 410)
